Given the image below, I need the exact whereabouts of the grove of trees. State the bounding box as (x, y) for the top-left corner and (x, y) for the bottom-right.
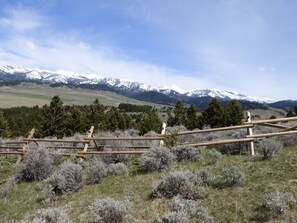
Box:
(0, 96), (244, 138)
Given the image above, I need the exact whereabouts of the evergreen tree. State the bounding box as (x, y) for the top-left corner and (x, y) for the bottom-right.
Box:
(0, 111), (10, 137)
(86, 99), (106, 131)
(203, 98), (226, 128)
(40, 95), (67, 138)
(66, 107), (86, 134)
(286, 110), (295, 117)
(7, 117), (26, 137)
(139, 109), (162, 135)
(225, 100), (244, 126)
(185, 104), (203, 130)
(167, 100), (187, 126)
(105, 108), (127, 131)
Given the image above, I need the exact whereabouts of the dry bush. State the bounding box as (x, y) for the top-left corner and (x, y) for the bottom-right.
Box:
(140, 147), (175, 172)
(45, 161), (83, 195)
(89, 197), (132, 223)
(87, 157), (106, 184)
(157, 196), (214, 223)
(21, 146), (54, 181)
(156, 211), (190, 223)
(265, 191), (296, 218)
(153, 170), (206, 200)
(31, 208), (71, 223)
(172, 146), (203, 162)
(94, 131), (134, 164)
(257, 138), (283, 160)
(195, 167), (215, 186)
(208, 149), (223, 164)
(218, 165), (246, 188)
(106, 163), (129, 176)
(217, 130), (249, 154)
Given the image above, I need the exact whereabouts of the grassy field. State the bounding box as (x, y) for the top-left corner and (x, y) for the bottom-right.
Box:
(0, 83), (165, 108)
(0, 146), (296, 222)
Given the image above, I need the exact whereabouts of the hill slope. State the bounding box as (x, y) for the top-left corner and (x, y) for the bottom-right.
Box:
(0, 146), (296, 222)
(0, 82), (166, 108)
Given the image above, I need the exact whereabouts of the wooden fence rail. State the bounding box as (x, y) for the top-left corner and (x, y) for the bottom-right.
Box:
(2, 112), (297, 163)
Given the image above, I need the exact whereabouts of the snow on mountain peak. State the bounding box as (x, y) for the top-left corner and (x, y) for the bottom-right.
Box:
(0, 65), (274, 103)
(160, 84), (186, 94)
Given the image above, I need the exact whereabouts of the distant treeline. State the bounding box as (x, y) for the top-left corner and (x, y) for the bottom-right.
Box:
(118, 103), (153, 113)
(0, 96), (248, 138)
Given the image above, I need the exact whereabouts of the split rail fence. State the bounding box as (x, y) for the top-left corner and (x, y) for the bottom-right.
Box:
(1, 112), (297, 164)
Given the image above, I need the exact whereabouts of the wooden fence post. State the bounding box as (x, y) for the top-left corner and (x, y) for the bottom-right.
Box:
(160, 122), (167, 146)
(246, 112), (255, 156)
(16, 128), (35, 164)
(80, 126), (94, 160)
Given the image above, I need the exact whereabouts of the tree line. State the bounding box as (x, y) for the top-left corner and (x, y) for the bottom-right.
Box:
(0, 96), (243, 138)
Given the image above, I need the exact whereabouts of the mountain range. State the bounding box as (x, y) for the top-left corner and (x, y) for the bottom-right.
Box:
(0, 65), (296, 110)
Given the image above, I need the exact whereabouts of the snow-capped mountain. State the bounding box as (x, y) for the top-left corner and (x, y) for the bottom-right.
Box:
(0, 65), (154, 93)
(0, 65), (273, 103)
(183, 89), (274, 103)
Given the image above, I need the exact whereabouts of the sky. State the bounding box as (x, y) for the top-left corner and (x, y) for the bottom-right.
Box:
(1, 0), (297, 100)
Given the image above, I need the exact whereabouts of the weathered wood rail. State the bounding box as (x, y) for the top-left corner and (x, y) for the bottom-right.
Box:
(1, 112), (297, 164)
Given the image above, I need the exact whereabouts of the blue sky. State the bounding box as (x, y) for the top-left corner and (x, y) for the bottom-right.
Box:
(1, 0), (297, 100)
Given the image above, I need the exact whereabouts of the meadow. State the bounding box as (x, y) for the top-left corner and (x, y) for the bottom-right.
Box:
(0, 141), (296, 222)
(0, 83), (162, 108)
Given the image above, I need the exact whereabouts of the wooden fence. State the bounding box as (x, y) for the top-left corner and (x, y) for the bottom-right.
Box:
(1, 112), (297, 164)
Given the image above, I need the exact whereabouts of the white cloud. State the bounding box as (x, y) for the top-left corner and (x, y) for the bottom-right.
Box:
(78, 42), (92, 50)
(26, 41), (37, 50)
(0, 7), (43, 32)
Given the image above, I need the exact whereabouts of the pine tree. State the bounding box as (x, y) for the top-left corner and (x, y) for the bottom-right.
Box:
(66, 107), (86, 134)
(225, 100), (244, 126)
(139, 109), (162, 135)
(86, 99), (106, 131)
(286, 110), (295, 117)
(105, 108), (128, 131)
(167, 100), (187, 126)
(40, 95), (67, 138)
(203, 98), (226, 128)
(185, 104), (203, 130)
(0, 111), (10, 137)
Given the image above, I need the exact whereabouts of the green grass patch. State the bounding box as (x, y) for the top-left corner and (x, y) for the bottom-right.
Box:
(0, 147), (296, 222)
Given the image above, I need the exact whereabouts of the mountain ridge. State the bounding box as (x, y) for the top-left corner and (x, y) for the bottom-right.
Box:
(0, 65), (273, 103)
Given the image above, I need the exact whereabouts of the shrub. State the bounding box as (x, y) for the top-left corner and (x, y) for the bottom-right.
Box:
(140, 147), (175, 172)
(94, 131), (133, 164)
(265, 191), (296, 217)
(164, 132), (181, 148)
(153, 170), (206, 200)
(196, 207), (214, 223)
(257, 138), (283, 160)
(31, 208), (70, 223)
(166, 126), (189, 144)
(107, 163), (129, 176)
(157, 196), (214, 223)
(217, 130), (249, 154)
(170, 196), (198, 218)
(45, 161), (83, 195)
(172, 146), (203, 162)
(21, 147), (54, 181)
(195, 167), (215, 186)
(1, 175), (18, 199)
(220, 166), (245, 187)
(208, 149), (223, 164)
(140, 131), (160, 147)
(279, 135), (297, 147)
(87, 158), (106, 184)
(89, 197), (132, 223)
(156, 211), (190, 223)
